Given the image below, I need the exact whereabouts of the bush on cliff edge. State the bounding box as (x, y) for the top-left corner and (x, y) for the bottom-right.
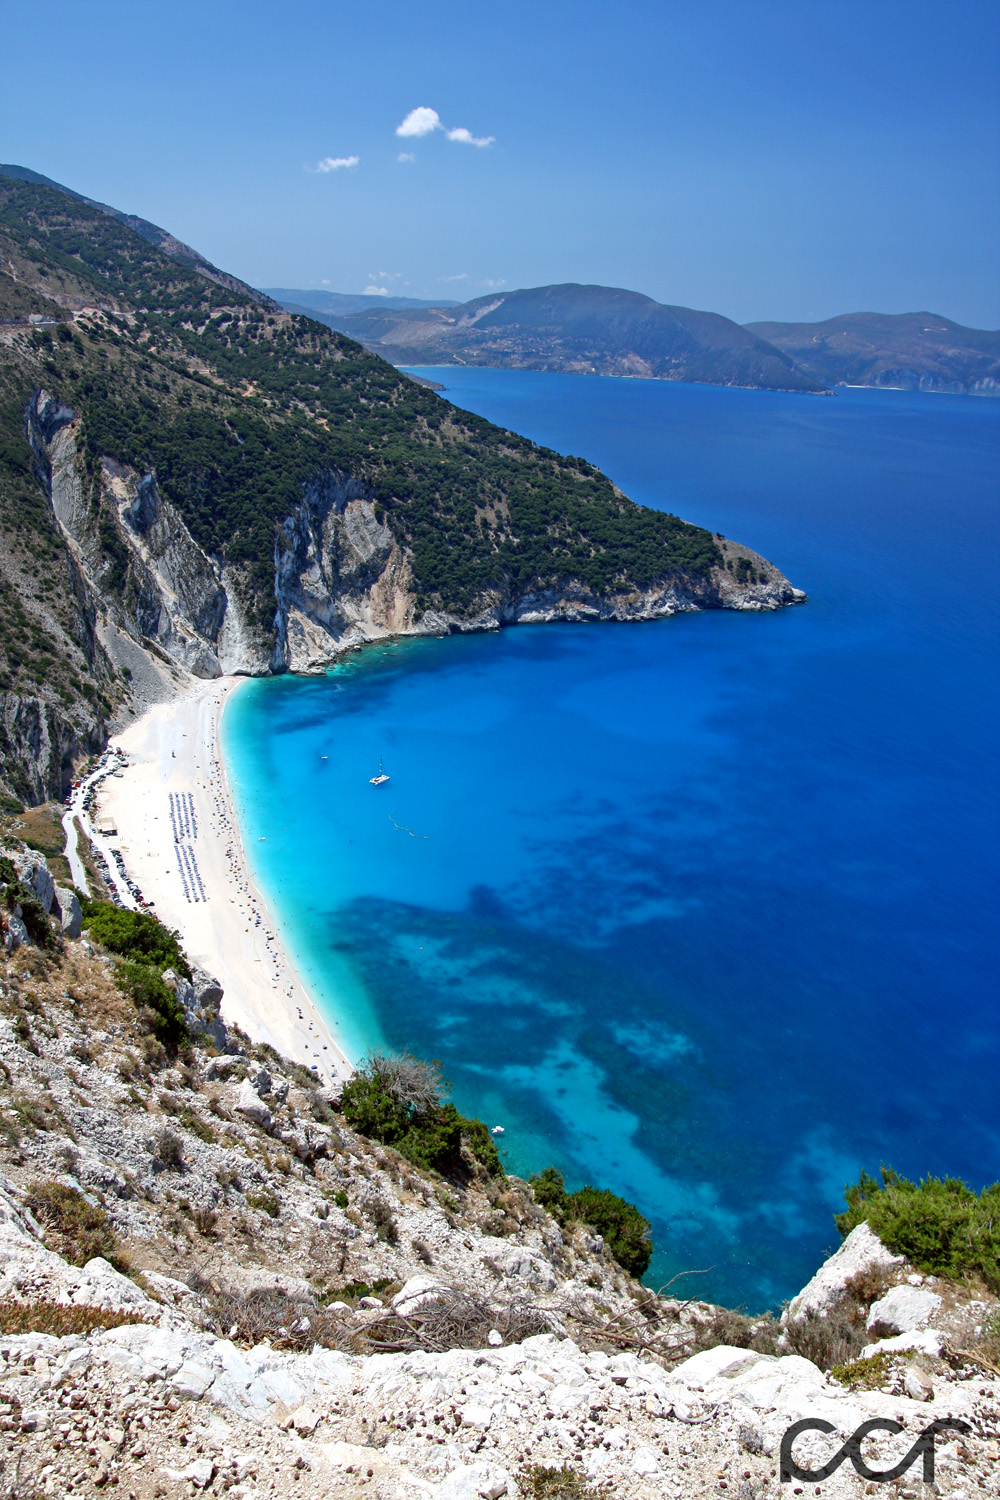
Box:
(529, 1166), (652, 1279)
(81, 901), (190, 1048)
(341, 1050), (503, 1181)
(836, 1166), (1000, 1292)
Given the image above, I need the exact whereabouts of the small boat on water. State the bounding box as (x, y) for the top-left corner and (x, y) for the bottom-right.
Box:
(369, 755), (390, 786)
(491, 1125), (505, 1136)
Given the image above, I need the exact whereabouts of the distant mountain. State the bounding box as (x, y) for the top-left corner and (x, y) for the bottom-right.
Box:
(746, 311), (1000, 396)
(265, 288), (461, 316)
(303, 283), (825, 393)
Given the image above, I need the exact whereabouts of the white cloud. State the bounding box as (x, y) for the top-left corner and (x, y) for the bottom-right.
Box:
(439, 272), (469, 282)
(397, 151), (416, 163)
(446, 127), (494, 148)
(321, 278), (330, 284)
(362, 285), (390, 296)
(396, 107), (442, 138)
(311, 155), (359, 173)
(395, 107), (494, 149)
(480, 278), (506, 288)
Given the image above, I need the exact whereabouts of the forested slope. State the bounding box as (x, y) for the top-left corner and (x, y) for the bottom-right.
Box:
(0, 171), (802, 803)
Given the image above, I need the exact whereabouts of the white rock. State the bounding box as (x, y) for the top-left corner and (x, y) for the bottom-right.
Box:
(70, 1256), (155, 1310)
(391, 1275), (448, 1317)
(181, 1458), (215, 1487)
(487, 1329), (503, 1347)
(12, 853), (55, 913)
(290, 1405), (320, 1435)
(785, 1223), (904, 1322)
(191, 968), (224, 1011)
(204, 1055), (242, 1081)
(161, 968), (196, 1010)
(434, 1462), (510, 1499)
(492, 1246), (557, 1290)
(5, 913), (29, 952)
(866, 1284), (942, 1336)
(671, 1346), (769, 1385)
(19, 1407), (51, 1431)
(53, 885), (82, 939)
(235, 1078), (273, 1129)
(144, 1270), (196, 1304)
(860, 1328), (945, 1361)
(59, 1346), (92, 1378)
(248, 1065), (272, 1097)
(358, 1295), (383, 1309)
(904, 1364), (934, 1401)
(459, 1401), (493, 1430)
(322, 1441), (380, 1470)
(632, 1444), (661, 1475)
(172, 1361), (215, 1399)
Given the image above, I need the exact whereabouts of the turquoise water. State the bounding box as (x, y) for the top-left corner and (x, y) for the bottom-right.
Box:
(222, 373), (999, 1309)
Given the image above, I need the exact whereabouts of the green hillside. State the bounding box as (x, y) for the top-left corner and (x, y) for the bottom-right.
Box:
(0, 177), (721, 623)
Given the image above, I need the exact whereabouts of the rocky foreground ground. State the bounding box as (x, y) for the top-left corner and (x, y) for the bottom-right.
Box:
(1, 843), (998, 1499)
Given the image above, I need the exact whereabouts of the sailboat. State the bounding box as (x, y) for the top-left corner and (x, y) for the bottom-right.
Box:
(369, 755), (390, 786)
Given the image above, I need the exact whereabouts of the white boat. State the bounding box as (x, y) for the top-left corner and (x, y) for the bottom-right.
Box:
(491, 1125), (505, 1136)
(369, 755), (390, 786)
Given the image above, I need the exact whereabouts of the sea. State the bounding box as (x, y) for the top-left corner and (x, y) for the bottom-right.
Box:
(221, 371), (1000, 1310)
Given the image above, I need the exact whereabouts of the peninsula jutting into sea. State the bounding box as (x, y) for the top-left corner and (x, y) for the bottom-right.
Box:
(0, 165), (804, 808)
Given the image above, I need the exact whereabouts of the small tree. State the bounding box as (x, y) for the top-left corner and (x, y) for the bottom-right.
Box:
(341, 1051), (501, 1180)
(528, 1168), (653, 1278)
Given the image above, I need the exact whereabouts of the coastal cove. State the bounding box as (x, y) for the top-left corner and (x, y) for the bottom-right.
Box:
(221, 375), (999, 1310)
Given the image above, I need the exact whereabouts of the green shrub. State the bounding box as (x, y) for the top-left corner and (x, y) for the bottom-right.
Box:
(340, 1051), (504, 1181)
(115, 958), (188, 1048)
(836, 1167), (1000, 1291)
(24, 1179), (127, 1270)
(0, 1300), (148, 1337)
(829, 1351), (896, 1390)
(521, 1463), (601, 1499)
(247, 1189), (279, 1218)
(529, 1166), (570, 1218)
(528, 1167), (653, 1278)
(81, 900), (191, 975)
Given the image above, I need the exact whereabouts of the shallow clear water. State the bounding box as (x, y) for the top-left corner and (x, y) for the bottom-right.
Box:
(223, 373), (1000, 1308)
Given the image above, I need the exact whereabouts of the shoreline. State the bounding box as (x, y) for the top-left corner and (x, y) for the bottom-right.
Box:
(94, 675), (352, 1087)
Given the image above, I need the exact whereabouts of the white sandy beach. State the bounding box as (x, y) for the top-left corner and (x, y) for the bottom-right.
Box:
(94, 676), (352, 1085)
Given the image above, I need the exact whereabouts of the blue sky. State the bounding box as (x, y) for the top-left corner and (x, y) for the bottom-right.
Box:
(3, 0), (998, 325)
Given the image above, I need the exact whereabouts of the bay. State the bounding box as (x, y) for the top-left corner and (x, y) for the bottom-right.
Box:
(222, 373), (999, 1308)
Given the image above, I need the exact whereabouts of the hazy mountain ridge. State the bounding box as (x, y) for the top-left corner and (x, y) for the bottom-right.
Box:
(745, 310), (1000, 396)
(263, 288), (462, 315)
(273, 282), (1000, 397)
(0, 170), (801, 805)
(286, 282), (825, 392)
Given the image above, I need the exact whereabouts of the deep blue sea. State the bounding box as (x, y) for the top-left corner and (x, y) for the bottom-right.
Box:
(222, 372), (1000, 1309)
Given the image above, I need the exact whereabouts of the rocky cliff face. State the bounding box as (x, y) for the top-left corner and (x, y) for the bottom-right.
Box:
(27, 392), (804, 702)
(0, 690), (104, 807)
